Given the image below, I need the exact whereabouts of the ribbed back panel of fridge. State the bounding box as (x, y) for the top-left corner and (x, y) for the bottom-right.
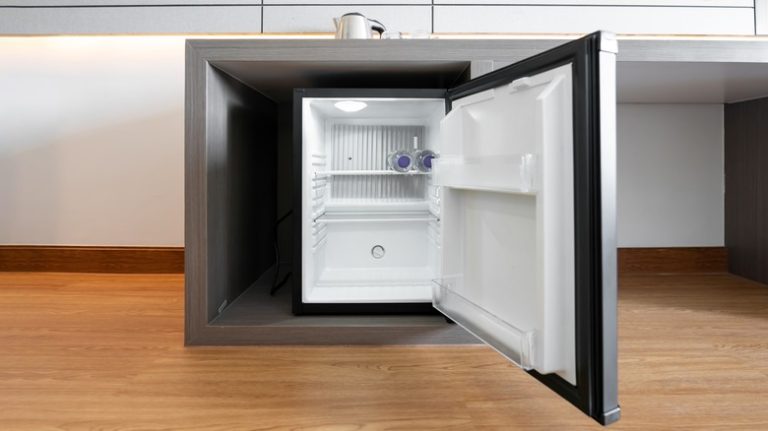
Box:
(329, 125), (426, 202)
(301, 98), (445, 304)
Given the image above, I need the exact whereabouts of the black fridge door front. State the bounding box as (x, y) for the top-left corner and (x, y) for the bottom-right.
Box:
(431, 31), (619, 425)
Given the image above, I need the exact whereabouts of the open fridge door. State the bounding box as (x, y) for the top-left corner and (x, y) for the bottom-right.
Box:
(432, 31), (620, 425)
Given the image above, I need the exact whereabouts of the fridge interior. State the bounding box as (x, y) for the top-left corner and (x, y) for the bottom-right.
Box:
(301, 97), (446, 304)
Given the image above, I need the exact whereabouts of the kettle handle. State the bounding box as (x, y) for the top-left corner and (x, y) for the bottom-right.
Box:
(369, 18), (386, 34)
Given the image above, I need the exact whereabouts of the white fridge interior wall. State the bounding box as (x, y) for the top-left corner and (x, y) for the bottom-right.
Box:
(0, 37), (724, 248)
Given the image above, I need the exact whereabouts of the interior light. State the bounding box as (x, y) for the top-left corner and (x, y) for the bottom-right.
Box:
(334, 100), (367, 112)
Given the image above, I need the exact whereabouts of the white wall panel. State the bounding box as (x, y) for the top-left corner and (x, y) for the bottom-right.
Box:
(0, 6), (262, 34)
(434, 6), (754, 35)
(263, 5), (430, 33)
(0, 37), (186, 246)
(617, 104), (724, 247)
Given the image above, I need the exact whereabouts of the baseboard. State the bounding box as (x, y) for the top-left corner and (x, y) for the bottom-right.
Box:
(0, 245), (183, 274)
(618, 247), (727, 274)
(0, 245), (724, 275)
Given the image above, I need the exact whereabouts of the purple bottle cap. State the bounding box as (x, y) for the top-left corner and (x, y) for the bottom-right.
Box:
(423, 155), (434, 169)
(397, 155), (411, 169)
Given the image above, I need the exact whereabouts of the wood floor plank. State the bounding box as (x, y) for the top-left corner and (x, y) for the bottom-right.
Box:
(0, 272), (767, 430)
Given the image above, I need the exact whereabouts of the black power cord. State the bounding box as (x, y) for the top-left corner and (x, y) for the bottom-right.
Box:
(270, 210), (293, 296)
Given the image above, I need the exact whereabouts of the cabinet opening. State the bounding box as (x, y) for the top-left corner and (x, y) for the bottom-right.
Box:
(300, 97), (445, 305)
(200, 60), (475, 336)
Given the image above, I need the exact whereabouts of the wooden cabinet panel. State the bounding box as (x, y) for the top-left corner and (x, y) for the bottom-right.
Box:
(265, 0), (429, 4)
(0, 5), (262, 34)
(0, 0), (260, 4)
(434, 5), (755, 35)
(0, 1), (758, 35)
(263, 5), (431, 33)
(435, 0), (750, 5)
(725, 97), (768, 284)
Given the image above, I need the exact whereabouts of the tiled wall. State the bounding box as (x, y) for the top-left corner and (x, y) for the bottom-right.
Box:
(0, 0), (761, 35)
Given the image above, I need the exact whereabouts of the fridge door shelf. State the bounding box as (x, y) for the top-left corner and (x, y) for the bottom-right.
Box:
(432, 153), (538, 194)
(432, 277), (535, 370)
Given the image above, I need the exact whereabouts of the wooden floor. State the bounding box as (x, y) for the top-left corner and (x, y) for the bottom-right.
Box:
(0, 272), (767, 430)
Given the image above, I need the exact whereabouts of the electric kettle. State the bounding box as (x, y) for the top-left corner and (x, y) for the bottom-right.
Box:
(333, 13), (386, 39)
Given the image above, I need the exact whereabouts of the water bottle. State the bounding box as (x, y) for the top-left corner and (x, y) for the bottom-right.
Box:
(388, 150), (413, 172)
(411, 136), (437, 172)
(415, 149), (437, 172)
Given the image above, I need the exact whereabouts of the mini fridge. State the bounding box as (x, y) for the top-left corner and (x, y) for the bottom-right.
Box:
(293, 32), (620, 424)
